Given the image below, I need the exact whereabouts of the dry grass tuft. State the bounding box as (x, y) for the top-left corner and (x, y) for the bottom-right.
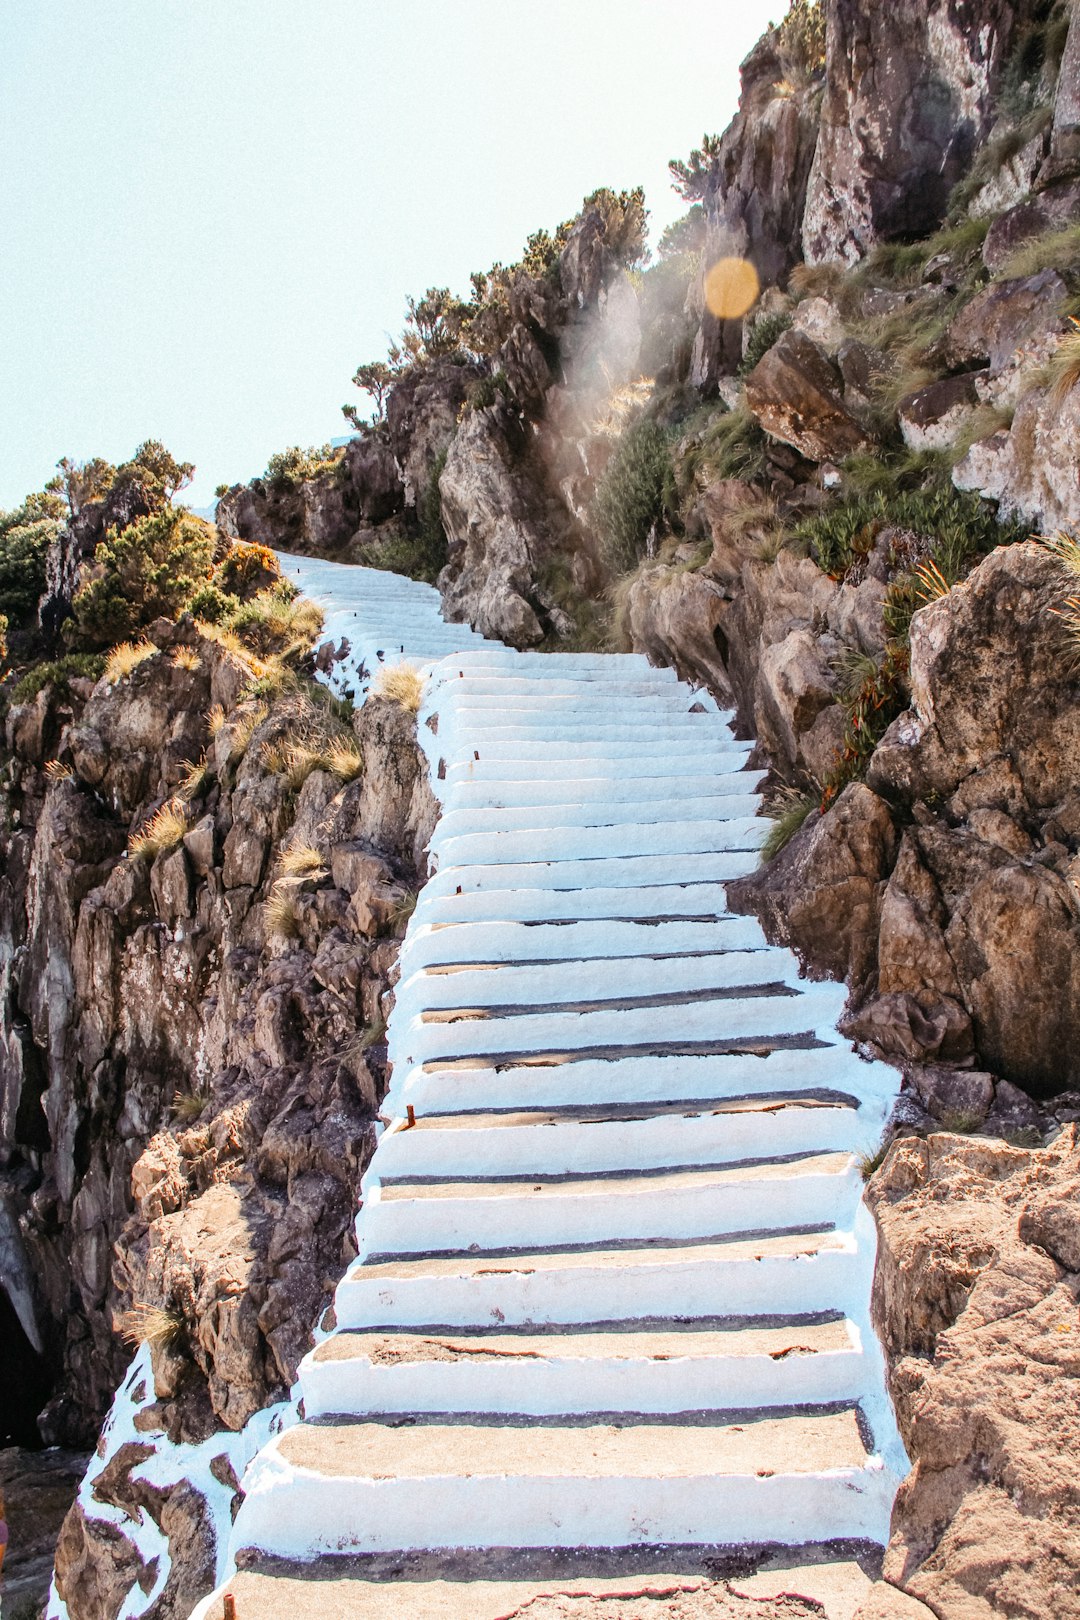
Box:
(323, 737), (364, 781)
(373, 662), (426, 712)
(228, 701), (269, 763)
(43, 758), (74, 783)
(177, 755), (213, 802)
(913, 559), (954, 604)
(262, 738), (323, 791)
(105, 639), (157, 684)
(1046, 317), (1080, 408)
(1038, 529), (1080, 576)
(129, 798), (187, 862)
(760, 786), (820, 863)
(277, 843), (328, 884)
(171, 646), (201, 672)
(206, 703), (227, 736)
(116, 1302), (185, 1351)
(265, 883), (301, 938)
(172, 1088), (208, 1123)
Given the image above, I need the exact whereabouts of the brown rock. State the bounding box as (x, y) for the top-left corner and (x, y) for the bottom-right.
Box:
(908, 1065), (995, 1127)
(744, 329), (869, 463)
(729, 782), (897, 987)
(842, 991), (974, 1065)
(943, 270), (1069, 373)
(866, 1128), (1080, 1619)
(623, 565), (734, 703)
(755, 627), (841, 776)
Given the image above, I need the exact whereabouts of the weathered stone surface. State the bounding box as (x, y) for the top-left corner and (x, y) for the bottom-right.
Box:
(803, 0), (1031, 263)
(0, 1446), (89, 1616)
(867, 1129), (1080, 1619)
(744, 329), (869, 463)
(943, 270), (1069, 373)
(622, 566), (734, 702)
(755, 627), (842, 775)
(729, 782), (898, 988)
(897, 373), (979, 454)
(953, 370), (1080, 530)
(217, 435), (403, 558)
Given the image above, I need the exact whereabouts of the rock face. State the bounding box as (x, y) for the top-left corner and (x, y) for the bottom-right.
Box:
(216, 434), (403, 558)
(867, 1129), (1080, 1618)
(0, 621), (437, 1613)
(803, 0), (1036, 263)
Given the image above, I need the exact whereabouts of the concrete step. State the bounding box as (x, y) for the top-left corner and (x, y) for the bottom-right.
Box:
(229, 1407), (895, 1557)
(388, 980), (848, 1071)
(437, 770), (767, 810)
(369, 1101), (865, 1183)
(439, 736), (751, 764)
(429, 816), (767, 870)
(392, 947), (801, 1023)
(300, 1316), (868, 1419)
(420, 851), (760, 900)
(428, 794), (764, 845)
(334, 1226), (862, 1329)
(384, 1043), (893, 1119)
(358, 1153), (860, 1257)
(411, 881), (739, 926)
(396, 915), (772, 974)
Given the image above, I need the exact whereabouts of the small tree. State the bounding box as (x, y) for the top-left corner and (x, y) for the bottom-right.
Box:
(69, 509), (215, 647)
(669, 134), (722, 202)
(583, 187), (650, 270)
(115, 440), (195, 506)
(0, 497), (63, 627)
(47, 456), (116, 516)
(401, 287), (473, 362)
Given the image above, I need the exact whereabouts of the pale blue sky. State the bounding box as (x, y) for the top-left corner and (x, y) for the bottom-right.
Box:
(1, 0), (784, 510)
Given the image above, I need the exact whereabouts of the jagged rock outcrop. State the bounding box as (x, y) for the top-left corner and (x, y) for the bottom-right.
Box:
(216, 434), (403, 558)
(803, 0), (1039, 264)
(867, 1128), (1080, 1618)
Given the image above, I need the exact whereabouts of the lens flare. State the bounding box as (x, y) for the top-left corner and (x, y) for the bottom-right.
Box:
(703, 257), (760, 321)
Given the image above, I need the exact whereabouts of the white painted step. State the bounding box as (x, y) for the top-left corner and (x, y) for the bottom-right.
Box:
(370, 1103), (866, 1182)
(358, 1154), (860, 1257)
(391, 947), (801, 1024)
(420, 852), (760, 899)
(384, 1044), (895, 1119)
(428, 795), (764, 845)
(230, 1410), (897, 1557)
(396, 915), (772, 974)
(440, 736), (751, 764)
(388, 982), (848, 1071)
(430, 817), (767, 870)
(300, 1317), (869, 1419)
(333, 1226), (863, 1330)
(411, 882), (739, 926)
(438, 772), (767, 810)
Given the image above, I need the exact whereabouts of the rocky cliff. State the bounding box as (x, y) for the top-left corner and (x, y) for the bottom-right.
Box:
(5, 0), (1080, 1616)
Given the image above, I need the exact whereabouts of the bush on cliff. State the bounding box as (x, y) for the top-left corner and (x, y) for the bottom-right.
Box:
(68, 509), (216, 648)
(594, 420), (675, 573)
(0, 492), (64, 630)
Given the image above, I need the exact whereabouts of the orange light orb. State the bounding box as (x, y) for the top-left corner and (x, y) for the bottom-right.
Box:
(703, 257), (760, 321)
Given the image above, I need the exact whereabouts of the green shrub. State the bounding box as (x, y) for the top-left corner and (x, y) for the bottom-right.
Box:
(760, 787), (819, 862)
(0, 498), (61, 627)
(264, 444), (340, 490)
(10, 653), (106, 704)
(739, 312), (793, 376)
(794, 484), (1024, 579)
(594, 420), (675, 573)
(68, 510), (216, 648)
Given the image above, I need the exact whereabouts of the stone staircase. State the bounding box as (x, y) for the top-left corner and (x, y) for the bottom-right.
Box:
(193, 572), (906, 1619)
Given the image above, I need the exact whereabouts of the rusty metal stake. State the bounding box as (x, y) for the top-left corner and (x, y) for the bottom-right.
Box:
(223, 1595), (237, 1620)
(406, 1105), (416, 1128)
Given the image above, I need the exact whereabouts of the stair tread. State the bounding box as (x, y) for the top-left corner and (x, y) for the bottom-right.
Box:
(312, 1318), (856, 1366)
(395, 1098), (854, 1129)
(348, 1227), (850, 1281)
(379, 1152), (852, 1201)
(277, 1408), (870, 1480)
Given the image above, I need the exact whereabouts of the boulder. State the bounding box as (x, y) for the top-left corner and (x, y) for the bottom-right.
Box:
(728, 782), (898, 987)
(755, 627), (842, 775)
(622, 566), (735, 702)
(744, 329), (869, 463)
(943, 270), (1069, 373)
(953, 372), (1080, 530)
(897, 374), (979, 455)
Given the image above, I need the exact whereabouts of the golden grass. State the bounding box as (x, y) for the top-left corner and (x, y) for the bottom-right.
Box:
(195, 620), (276, 681)
(228, 701), (269, 763)
(1038, 529), (1080, 576)
(43, 758), (73, 782)
(172, 1088), (208, 1123)
(996, 221), (1080, 283)
(372, 662), (426, 712)
(207, 703), (227, 736)
(129, 798), (187, 861)
(277, 843), (328, 884)
(1047, 317), (1080, 409)
(264, 883), (301, 938)
(171, 646), (201, 672)
(177, 755), (213, 802)
(116, 1302), (185, 1351)
(105, 639), (157, 683)
(913, 559), (954, 603)
(262, 738), (323, 791)
(323, 737), (364, 781)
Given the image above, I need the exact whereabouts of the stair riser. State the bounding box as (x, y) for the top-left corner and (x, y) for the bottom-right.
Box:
(356, 1171), (859, 1257)
(396, 916), (771, 974)
(437, 774), (767, 811)
(429, 795), (765, 840)
(430, 820), (768, 869)
(299, 1347), (869, 1421)
(439, 741), (751, 767)
(388, 986), (848, 1070)
(421, 853), (761, 901)
(412, 883), (739, 926)
(371, 1110), (868, 1180)
(384, 1048), (895, 1118)
(392, 948), (800, 1022)
(230, 1464), (896, 1557)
